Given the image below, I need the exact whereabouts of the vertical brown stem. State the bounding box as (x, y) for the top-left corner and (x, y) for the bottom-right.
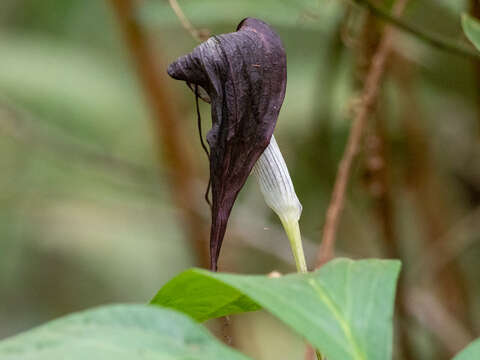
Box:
(108, 0), (209, 268)
(357, 9), (413, 360)
(316, 0), (409, 267)
(310, 1), (408, 358)
(365, 116), (415, 360)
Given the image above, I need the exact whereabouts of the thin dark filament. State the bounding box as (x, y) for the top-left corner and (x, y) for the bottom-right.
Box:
(205, 178), (211, 210)
(194, 84), (212, 209)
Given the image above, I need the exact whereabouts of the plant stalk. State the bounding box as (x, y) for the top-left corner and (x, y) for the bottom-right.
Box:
(280, 217), (324, 360)
(280, 217), (307, 273)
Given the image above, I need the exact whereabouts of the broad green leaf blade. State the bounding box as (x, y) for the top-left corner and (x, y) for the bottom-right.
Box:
(151, 269), (260, 322)
(0, 304), (251, 360)
(453, 339), (480, 360)
(152, 258), (401, 360)
(462, 13), (480, 52)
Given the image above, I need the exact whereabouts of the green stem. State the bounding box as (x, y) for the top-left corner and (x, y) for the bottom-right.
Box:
(354, 0), (480, 59)
(279, 217), (323, 360)
(280, 217), (307, 273)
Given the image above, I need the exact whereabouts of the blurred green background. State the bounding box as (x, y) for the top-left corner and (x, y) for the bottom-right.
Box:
(0, 1), (479, 359)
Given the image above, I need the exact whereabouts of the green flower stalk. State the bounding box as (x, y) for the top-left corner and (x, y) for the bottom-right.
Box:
(254, 136), (323, 360)
(252, 135), (308, 273)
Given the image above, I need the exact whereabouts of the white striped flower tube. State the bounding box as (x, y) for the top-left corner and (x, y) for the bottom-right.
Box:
(252, 135), (307, 272)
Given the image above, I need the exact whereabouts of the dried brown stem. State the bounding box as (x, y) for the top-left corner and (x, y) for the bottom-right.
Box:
(357, 15), (413, 358)
(108, 0), (210, 269)
(316, 0), (408, 267)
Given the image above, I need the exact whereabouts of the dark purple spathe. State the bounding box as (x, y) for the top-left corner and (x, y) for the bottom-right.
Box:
(167, 18), (287, 271)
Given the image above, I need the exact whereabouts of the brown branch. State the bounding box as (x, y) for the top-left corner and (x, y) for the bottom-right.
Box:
(316, 0), (409, 267)
(108, 0), (210, 269)
(356, 14), (414, 358)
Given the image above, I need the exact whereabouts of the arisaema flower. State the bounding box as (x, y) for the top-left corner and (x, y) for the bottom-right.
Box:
(167, 18), (305, 272)
(252, 135), (306, 272)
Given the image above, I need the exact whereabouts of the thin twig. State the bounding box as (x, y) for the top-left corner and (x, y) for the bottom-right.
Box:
(168, 0), (209, 42)
(169, 0), (212, 209)
(353, 0), (480, 59)
(316, 0), (408, 267)
(357, 14), (415, 358)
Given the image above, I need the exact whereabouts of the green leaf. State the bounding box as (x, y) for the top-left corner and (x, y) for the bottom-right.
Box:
(152, 258), (401, 360)
(453, 339), (480, 360)
(151, 269), (261, 322)
(0, 304), (251, 360)
(0, 33), (148, 147)
(462, 13), (480, 52)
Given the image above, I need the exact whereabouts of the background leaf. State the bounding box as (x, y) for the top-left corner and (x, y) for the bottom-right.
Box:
(0, 304), (251, 360)
(139, 0), (332, 31)
(462, 13), (480, 52)
(152, 258), (401, 360)
(453, 339), (480, 360)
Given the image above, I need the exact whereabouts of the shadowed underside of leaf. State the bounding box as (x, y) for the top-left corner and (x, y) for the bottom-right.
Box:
(151, 258), (401, 360)
(0, 304), (251, 360)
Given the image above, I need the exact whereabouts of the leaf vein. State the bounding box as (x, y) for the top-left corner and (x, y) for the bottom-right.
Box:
(307, 277), (365, 360)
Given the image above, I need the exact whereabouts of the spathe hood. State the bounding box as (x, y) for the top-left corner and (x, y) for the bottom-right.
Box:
(167, 18), (287, 270)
